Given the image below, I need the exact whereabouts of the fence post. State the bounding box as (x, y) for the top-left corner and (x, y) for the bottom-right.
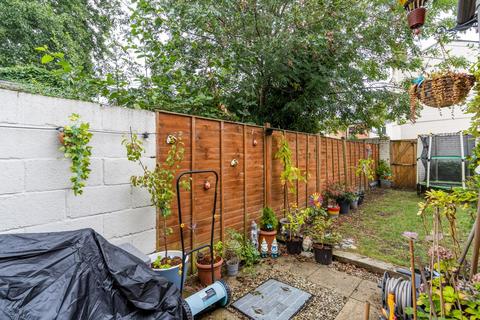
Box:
(342, 138), (348, 186)
(316, 135), (321, 192)
(264, 123), (272, 207)
(243, 124), (248, 237)
(220, 121), (224, 241)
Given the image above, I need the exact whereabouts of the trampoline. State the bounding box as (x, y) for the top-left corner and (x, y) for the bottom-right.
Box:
(417, 132), (476, 192)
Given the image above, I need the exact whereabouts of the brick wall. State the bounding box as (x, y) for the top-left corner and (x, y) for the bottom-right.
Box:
(0, 88), (157, 253)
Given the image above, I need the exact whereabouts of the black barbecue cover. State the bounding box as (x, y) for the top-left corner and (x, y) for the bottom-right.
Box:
(0, 228), (186, 319)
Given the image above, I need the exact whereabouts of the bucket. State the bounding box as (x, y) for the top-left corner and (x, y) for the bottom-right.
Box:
(338, 199), (351, 214)
(149, 250), (189, 290)
(226, 259), (239, 276)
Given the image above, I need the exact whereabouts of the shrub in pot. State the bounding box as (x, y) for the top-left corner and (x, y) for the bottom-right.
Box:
(196, 241), (224, 286)
(376, 160), (393, 188)
(224, 229), (244, 277)
(323, 182), (356, 214)
(284, 206), (308, 255)
(307, 215), (341, 265)
(225, 228), (260, 271)
(258, 207), (278, 253)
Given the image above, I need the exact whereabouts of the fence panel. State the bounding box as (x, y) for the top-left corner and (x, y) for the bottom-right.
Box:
(156, 111), (378, 250)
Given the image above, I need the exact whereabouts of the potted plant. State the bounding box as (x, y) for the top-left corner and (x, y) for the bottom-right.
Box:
(350, 193), (360, 210)
(323, 182), (355, 215)
(123, 131), (189, 290)
(196, 241), (224, 286)
(284, 205), (308, 255)
(224, 229), (243, 276)
(376, 160), (393, 188)
(308, 215), (341, 265)
(355, 158), (375, 195)
(258, 207), (278, 253)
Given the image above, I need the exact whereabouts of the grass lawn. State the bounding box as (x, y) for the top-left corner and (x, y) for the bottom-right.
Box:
(336, 189), (475, 267)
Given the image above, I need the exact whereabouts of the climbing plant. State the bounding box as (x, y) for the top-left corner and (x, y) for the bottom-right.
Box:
(123, 132), (189, 257)
(60, 113), (93, 196)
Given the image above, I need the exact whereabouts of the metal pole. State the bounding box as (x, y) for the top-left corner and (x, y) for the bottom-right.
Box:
(460, 132), (466, 189)
(426, 134), (433, 188)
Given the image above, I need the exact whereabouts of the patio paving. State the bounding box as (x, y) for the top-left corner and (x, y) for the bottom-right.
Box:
(202, 256), (381, 320)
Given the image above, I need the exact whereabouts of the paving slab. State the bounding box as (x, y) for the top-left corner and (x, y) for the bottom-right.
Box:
(350, 279), (380, 304)
(309, 266), (362, 297)
(334, 299), (373, 320)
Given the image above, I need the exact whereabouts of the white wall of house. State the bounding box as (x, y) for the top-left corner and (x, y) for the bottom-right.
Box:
(0, 88), (157, 254)
(385, 105), (472, 140)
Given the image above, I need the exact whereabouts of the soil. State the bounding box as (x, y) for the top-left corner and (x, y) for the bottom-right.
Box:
(152, 256), (182, 268)
(197, 255), (222, 265)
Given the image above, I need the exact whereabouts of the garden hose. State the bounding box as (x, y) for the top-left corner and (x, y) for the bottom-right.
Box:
(381, 272), (414, 320)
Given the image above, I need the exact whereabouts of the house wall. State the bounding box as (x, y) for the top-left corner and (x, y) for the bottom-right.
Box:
(0, 88), (157, 254)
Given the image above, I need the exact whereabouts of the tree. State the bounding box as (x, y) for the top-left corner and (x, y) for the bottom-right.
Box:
(130, 0), (458, 133)
(0, 0), (121, 73)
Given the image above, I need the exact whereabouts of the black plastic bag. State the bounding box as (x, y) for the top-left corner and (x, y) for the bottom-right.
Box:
(0, 229), (186, 319)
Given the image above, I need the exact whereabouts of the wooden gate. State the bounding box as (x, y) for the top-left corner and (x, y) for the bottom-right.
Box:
(390, 140), (417, 189)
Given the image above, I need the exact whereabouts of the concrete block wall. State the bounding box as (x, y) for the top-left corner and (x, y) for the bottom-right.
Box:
(0, 88), (157, 253)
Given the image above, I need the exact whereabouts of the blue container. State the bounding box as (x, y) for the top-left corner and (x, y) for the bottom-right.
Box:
(149, 250), (189, 290)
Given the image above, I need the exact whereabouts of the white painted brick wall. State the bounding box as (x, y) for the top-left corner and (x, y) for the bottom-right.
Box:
(0, 88), (157, 254)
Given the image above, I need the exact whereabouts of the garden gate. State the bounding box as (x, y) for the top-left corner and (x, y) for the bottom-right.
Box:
(390, 140), (417, 189)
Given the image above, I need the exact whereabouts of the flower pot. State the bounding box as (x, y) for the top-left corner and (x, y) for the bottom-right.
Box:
(338, 199), (351, 214)
(57, 131), (65, 145)
(380, 179), (392, 188)
(358, 192), (365, 205)
(407, 7), (426, 29)
(285, 238), (302, 255)
(350, 198), (359, 210)
(327, 206), (340, 217)
(196, 256), (223, 286)
(226, 258), (240, 277)
(258, 229), (277, 253)
(313, 244), (333, 265)
(149, 250), (189, 290)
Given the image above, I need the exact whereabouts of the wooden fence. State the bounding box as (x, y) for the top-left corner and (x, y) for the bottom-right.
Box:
(156, 111), (379, 251)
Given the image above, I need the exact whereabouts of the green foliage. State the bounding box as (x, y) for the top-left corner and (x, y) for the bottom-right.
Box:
(356, 158), (375, 181)
(260, 207), (278, 231)
(0, 0), (120, 71)
(123, 131), (188, 254)
(128, 0), (457, 133)
(306, 215), (341, 247)
(323, 182), (356, 202)
(225, 229), (260, 267)
(60, 113), (93, 196)
(376, 160), (392, 179)
(285, 205), (309, 241)
(274, 136), (307, 196)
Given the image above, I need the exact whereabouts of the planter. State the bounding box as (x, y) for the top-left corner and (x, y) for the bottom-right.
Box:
(313, 244), (333, 265)
(57, 131), (65, 145)
(350, 198), (359, 210)
(380, 179), (392, 188)
(196, 256), (223, 286)
(358, 192), (365, 205)
(226, 258), (240, 277)
(407, 7), (426, 29)
(285, 238), (302, 255)
(327, 206), (340, 217)
(149, 250), (189, 290)
(258, 229), (277, 253)
(338, 199), (351, 214)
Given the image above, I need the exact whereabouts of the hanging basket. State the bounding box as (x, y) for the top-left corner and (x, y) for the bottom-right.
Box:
(409, 72), (475, 120)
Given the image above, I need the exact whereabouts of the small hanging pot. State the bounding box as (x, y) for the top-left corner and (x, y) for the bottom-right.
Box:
(407, 7), (426, 29)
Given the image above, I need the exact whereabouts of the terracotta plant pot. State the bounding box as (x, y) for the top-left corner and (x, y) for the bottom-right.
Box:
(327, 206), (340, 217)
(285, 238), (302, 255)
(407, 7), (426, 29)
(196, 257), (223, 286)
(258, 229), (277, 253)
(313, 244), (333, 265)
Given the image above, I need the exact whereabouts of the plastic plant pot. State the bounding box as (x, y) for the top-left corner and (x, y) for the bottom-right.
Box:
(338, 199), (351, 214)
(258, 229), (277, 253)
(196, 257), (223, 286)
(358, 192), (365, 205)
(380, 179), (392, 188)
(327, 206), (340, 217)
(226, 258), (239, 277)
(407, 7), (426, 29)
(285, 238), (303, 255)
(313, 244), (333, 265)
(350, 198), (359, 210)
(149, 250), (189, 290)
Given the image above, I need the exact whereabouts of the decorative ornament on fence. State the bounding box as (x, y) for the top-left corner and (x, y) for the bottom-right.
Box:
(399, 0), (428, 34)
(203, 180), (211, 190)
(230, 158), (239, 167)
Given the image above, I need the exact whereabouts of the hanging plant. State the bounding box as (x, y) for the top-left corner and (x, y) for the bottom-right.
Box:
(59, 113), (93, 195)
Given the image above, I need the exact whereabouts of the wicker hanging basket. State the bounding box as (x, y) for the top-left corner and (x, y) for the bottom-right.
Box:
(409, 72), (475, 120)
